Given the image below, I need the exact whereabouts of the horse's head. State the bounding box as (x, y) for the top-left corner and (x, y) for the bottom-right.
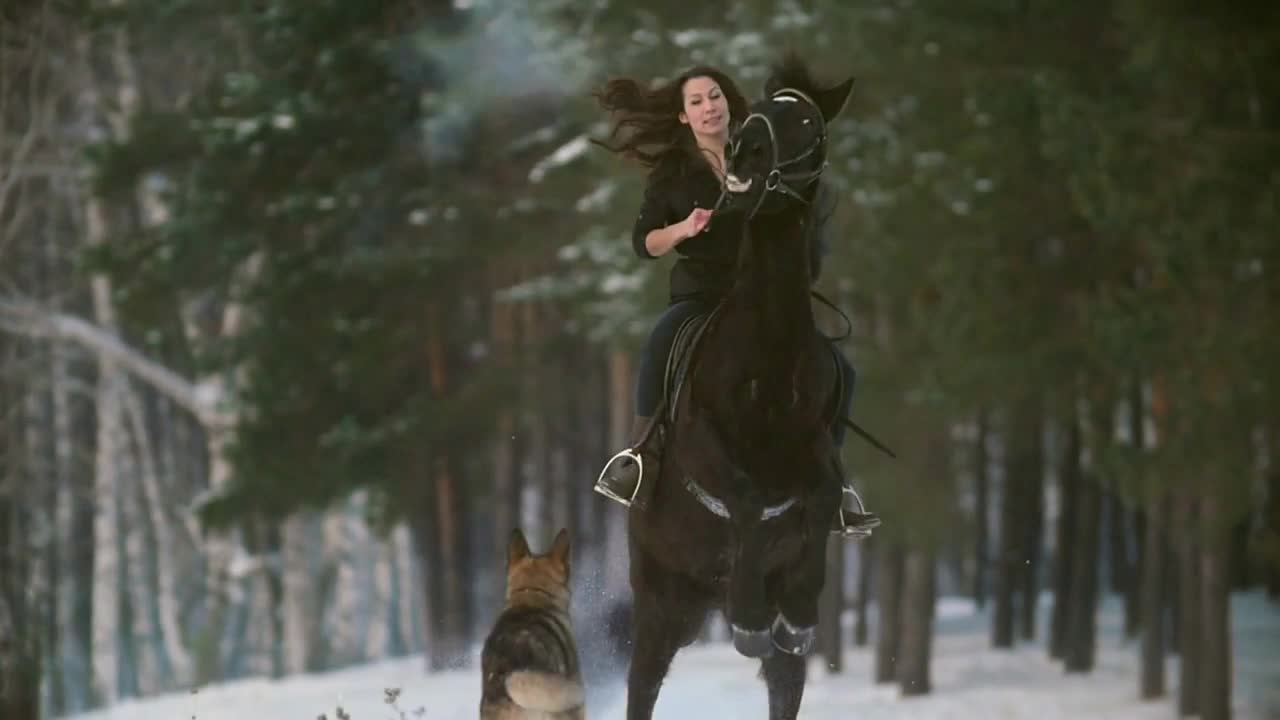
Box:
(723, 54), (854, 219)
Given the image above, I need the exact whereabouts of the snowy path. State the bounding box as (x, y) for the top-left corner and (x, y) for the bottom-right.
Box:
(67, 592), (1279, 720)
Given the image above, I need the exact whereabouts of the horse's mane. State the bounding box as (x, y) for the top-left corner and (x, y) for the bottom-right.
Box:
(763, 52), (822, 98)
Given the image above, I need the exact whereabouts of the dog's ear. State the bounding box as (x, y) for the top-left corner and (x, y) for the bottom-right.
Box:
(549, 528), (571, 572)
(508, 528), (531, 567)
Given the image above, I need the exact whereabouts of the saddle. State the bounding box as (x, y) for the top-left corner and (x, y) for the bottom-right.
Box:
(657, 308), (846, 431)
(661, 310), (714, 425)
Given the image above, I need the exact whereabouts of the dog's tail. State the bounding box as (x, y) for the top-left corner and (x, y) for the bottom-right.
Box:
(505, 671), (585, 712)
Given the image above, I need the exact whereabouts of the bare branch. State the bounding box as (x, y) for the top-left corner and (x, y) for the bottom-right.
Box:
(0, 297), (234, 429)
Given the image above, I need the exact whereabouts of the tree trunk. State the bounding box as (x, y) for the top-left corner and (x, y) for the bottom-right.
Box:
(364, 532), (395, 662)
(1126, 508), (1146, 638)
(393, 523), (423, 656)
(1177, 492), (1200, 718)
(0, 344), (41, 720)
(818, 534), (845, 673)
(993, 408), (1023, 649)
(1265, 452), (1279, 600)
(21, 322), (62, 713)
(88, 207), (125, 706)
(121, 444), (157, 696)
(1127, 377), (1148, 642)
(241, 519), (278, 678)
(1140, 494), (1167, 699)
(571, 345), (607, 583)
(519, 301), (550, 545)
(1166, 533), (1179, 656)
(973, 409), (990, 610)
(193, 259), (260, 684)
(1064, 457), (1103, 673)
(1065, 395), (1111, 673)
(549, 346), (573, 541)
(432, 450), (470, 669)
(1020, 409), (1044, 642)
(0, 516), (41, 720)
(1198, 492), (1232, 720)
(491, 279), (517, 576)
(1050, 412), (1081, 660)
(422, 301), (472, 669)
(122, 378), (193, 687)
(603, 348), (632, 598)
(66, 409), (96, 713)
(322, 502), (360, 667)
(854, 542), (873, 647)
(49, 339), (82, 714)
(874, 542), (904, 684)
(896, 547), (936, 696)
(405, 465), (439, 671)
(281, 512), (317, 674)
(1107, 491), (1130, 595)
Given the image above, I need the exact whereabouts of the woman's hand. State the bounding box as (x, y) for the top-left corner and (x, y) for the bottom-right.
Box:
(644, 207), (714, 257)
(681, 208), (713, 239)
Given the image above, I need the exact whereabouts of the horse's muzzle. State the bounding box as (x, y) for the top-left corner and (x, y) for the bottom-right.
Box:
(725, 174), (753, 193)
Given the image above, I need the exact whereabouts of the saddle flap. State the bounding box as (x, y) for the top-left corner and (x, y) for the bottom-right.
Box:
(662, 311), (714, 424)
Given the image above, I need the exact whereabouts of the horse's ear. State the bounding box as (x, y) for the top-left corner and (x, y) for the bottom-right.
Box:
(815, 77), (855, 123)
(549, 528), (571, 572)
(507, 528), (531, 567)
(765, 49), (806, 97)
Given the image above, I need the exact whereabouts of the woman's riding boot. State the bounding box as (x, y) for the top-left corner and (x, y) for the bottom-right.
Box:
(830, 456), (881, 539)
(594, 414), (663, 510)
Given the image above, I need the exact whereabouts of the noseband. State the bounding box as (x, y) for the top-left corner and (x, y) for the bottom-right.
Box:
(726, 88), (830, 218)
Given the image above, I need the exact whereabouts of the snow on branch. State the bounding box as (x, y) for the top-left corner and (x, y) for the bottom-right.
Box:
(0, 298), (234, 429)
(528, 134), (590, 183)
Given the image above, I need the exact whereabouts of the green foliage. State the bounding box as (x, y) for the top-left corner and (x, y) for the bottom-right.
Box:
(90, 0), (561, 526)
(89, 0), (1278, 532)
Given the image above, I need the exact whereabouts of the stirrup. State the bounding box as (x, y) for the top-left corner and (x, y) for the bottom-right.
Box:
(835, 487), (880, 539)
(841, 485), (870, 515)
(594, 448), (644, 507)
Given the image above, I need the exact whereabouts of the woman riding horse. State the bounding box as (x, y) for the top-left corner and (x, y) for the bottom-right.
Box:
(589, 64), (879, 538)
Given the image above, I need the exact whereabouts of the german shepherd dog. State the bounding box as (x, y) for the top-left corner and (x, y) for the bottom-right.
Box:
(480, 528), (585, 720)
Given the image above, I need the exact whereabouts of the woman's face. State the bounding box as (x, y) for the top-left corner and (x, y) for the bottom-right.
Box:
(679, 75), (730, 142)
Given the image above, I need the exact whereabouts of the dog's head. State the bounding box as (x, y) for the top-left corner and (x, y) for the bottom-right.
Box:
(505, 527), (572, 608)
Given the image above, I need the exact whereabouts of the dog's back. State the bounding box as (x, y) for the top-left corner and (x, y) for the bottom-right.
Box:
(480, 528), (584, 720)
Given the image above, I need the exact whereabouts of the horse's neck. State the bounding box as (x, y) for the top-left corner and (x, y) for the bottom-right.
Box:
(737, 211), (814, 348)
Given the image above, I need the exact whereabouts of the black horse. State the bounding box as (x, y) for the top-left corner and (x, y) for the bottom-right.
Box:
(623, 55), (857, 720)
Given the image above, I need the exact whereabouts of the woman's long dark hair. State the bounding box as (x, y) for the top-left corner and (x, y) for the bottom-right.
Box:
(590, 65), (749, 170)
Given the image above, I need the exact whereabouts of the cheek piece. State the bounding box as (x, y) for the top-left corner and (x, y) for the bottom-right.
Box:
(723, 88), (829, 219)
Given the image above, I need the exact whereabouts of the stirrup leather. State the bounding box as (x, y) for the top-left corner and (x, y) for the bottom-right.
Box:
(594, 448), (644, 507)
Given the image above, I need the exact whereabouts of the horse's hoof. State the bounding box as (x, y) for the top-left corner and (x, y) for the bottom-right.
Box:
(771, 614), (816, 656)
(731, 624), (775, 658)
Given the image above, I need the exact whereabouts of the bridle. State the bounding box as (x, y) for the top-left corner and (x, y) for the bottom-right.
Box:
(723, 87), (830, 219)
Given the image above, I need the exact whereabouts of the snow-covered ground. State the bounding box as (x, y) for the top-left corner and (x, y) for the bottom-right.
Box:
(69, 592), (1280, 720)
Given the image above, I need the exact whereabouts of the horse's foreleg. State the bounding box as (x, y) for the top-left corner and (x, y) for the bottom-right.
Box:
(772, 462), (840, 656)
(626, 560), (709, 720)
(728, 519), (776, 658)
(761, 652), (807, 720)
(626, 609), (679, 720)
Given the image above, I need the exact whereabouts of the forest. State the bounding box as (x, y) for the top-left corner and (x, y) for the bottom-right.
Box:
(1, 1), (1278, 719)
